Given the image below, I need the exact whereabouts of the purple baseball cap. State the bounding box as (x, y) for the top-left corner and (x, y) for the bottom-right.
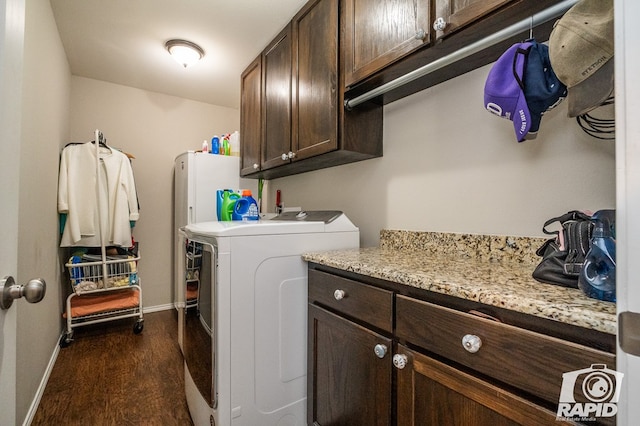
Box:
(484, 42), (533, 142)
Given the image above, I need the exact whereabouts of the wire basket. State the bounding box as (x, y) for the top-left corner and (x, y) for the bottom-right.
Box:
(66, 253), (140, 294)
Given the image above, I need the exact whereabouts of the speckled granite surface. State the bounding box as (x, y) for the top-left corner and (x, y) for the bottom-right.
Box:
(303, 230), (617, 335)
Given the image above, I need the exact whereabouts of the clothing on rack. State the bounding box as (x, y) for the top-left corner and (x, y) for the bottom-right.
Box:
(58, 141), (139, 247)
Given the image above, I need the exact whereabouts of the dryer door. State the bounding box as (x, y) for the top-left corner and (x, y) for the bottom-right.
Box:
(184, 240), (216, 408)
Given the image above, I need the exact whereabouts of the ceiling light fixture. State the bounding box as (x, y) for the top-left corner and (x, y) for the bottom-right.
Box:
(165, 39), (205, 68)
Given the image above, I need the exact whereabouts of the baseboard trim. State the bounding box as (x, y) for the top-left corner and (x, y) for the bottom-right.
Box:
(23, 337), (61, 426)
(143, 303), (173, 313)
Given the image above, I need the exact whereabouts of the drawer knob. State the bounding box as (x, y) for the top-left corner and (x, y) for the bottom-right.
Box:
(333, 289), (345, 300)
(462, 334), (482, 353)
(393, 354), (408, 369)
(374, 344), (387, 359)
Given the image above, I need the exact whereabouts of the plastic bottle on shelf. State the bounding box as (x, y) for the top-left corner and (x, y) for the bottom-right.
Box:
(229, 131), (240, 156)
(578, 211), (616, 302)
(202, 139), (208, 153)
(232, 190), (259, 221)
(222, 134), (230, 155)
(211, 135), (220, 154)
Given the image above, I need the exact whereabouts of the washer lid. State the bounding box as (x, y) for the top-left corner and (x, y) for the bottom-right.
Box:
(183, 211), (357, 237)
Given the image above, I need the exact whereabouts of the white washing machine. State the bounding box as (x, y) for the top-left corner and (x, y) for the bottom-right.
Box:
(179, 211), (359, 425)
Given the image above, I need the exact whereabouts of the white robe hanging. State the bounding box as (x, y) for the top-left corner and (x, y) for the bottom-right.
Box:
(58, 142), (139, 247)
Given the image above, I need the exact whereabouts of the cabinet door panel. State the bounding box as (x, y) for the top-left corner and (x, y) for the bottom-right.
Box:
(396, 344), (561, 426)
(262, 25), (292, 170)
(240, 56), (262, 176)
(344, 0), (430, 87)
(308, 304), (392, 426)
(292, 0), (338, 160)
(434, 0), (514, 38)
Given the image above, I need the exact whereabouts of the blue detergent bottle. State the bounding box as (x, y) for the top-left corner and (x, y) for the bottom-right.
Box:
(232, 190), (259, 221)
(217, 189), (240, 221)
(578, 211), (616, 302)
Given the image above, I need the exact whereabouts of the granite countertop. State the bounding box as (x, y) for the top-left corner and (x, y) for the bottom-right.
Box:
(303, 230), (617, 335)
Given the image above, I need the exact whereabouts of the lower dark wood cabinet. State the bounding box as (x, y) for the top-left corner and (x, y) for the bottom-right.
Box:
(307, 304), (392, 426)
(307, 266), (616, 426)
(396, 344), (560, 426)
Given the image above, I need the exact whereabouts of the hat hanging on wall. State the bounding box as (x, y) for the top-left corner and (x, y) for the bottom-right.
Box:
(484, 41), (567, 142)
(549, 0), (614, 117)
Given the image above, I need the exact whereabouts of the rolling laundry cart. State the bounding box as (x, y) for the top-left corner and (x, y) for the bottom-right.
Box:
(59, 130), (143, 347)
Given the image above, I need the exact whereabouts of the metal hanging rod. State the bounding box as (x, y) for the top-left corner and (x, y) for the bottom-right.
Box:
(344, 0), (578, 110)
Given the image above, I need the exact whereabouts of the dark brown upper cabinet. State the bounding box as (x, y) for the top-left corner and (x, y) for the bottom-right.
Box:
(343, 0), (431, 88)
(240, 0), (382, 180)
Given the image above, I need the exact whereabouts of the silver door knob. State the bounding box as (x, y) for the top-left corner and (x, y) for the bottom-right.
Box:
(433, 17), (447, 32)
(414, 29), (427, 41)
(253, 163), (259, 169)
(374, 344), (388, 358)
(393, 353), (408, 369)
(281, 153), (289, 161)
(333, 289), (345, 300)
(288, 151), (296, 159)
(1, 276), (46, 310)
(462, 334), (482, 353)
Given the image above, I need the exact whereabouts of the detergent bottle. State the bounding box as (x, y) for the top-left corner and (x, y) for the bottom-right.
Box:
(217, 189), (240, 221)
(578, 210), (616, 302)
(232, 190), (259, 221)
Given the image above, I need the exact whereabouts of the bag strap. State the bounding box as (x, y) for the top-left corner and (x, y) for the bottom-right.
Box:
(541, 210), (592, 236)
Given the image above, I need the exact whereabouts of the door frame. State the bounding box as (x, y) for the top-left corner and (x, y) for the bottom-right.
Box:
(0, 0), (25, 424)
(615, 0), (640, 423)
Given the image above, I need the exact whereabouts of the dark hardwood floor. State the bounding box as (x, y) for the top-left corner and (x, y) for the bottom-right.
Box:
(32, 309), (194, 425)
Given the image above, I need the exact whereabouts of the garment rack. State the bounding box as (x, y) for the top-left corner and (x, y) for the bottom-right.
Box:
(60, 129), (143, 346)
(344, 0), (579, 110)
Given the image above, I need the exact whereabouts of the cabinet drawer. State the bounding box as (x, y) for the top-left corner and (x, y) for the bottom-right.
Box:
(395, 295), (616, 404)
(309, 269), (393, 333)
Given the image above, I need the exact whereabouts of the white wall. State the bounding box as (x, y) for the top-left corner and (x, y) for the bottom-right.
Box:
(69, 77), (239, 308)
(17, 0), (70, 422)
(268, 64), (616, 247)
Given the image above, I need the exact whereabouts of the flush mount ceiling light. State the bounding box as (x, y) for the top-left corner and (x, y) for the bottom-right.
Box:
(165, 39), (205, 68)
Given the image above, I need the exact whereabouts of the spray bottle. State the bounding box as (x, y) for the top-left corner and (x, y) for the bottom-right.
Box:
(578, 210), (616, 302)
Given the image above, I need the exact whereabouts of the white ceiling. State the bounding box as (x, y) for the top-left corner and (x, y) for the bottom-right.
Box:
(50, 0), (309, 110)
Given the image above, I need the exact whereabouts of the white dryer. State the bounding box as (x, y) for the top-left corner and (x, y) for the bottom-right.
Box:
(179, 211), (359, 425)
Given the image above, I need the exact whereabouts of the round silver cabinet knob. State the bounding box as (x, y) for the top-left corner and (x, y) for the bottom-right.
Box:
(253, 163), (259, 169)
(414, 29), (427, 41)
(374, 344), (388, 359)
(433, 17), (447, 32)
(462, 334), (482, 353)
(281, 153), (289, 161)
(393, 354), (408, 369)
(333, 289), (345, 300)
(288, 151), (296, 159)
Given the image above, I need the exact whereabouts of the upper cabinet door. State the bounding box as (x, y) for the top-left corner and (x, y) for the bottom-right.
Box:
(261, 24), (293, 171)
(433, 0), (514, 39)
(343, 0), (431, 88)
(291, 0), (339, 160)
(240, 56), (262, 176)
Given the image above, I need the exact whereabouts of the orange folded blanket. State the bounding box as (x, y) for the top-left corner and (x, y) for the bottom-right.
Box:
(63, 290), (140, 318)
